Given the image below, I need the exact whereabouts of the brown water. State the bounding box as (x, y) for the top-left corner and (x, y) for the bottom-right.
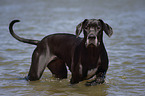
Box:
(0, 0), (145, 95)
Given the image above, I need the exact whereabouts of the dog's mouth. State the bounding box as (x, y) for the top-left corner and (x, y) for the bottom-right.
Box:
(85, 40), (100, 48)
(85, 35), (100, 48)
(87, 43), (96, 48)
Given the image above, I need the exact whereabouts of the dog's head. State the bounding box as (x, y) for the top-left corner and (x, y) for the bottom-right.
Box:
(76, 19), (113, 47)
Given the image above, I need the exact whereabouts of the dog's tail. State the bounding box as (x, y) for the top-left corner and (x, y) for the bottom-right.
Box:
(9, 20), (40, 45)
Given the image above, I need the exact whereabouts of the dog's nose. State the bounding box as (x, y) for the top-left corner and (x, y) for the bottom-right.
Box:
(88, 34), (96, 39)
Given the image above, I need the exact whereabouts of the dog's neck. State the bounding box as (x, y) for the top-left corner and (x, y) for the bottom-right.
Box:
(80, 40), (101, 56)
(79, 41), (101, 69)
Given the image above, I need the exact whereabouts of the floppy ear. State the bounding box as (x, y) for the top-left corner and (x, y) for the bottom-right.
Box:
(76, 22), (83, 38)
(76, 19), (88, 38)
(99, 19), (113, 37)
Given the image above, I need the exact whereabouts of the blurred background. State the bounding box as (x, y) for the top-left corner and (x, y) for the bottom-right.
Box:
(0, 0), (145, 95)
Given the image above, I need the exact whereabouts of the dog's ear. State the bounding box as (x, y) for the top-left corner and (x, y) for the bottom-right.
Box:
(76, 19), (88, 38)
(98, 19), (113, 37)
(76, 22), (83, 38)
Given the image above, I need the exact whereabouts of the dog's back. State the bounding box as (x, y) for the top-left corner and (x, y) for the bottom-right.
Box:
(39, 33), (82, 66)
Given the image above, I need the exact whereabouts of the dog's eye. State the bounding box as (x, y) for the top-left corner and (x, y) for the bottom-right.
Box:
(97, 27), (101, 30)
(85, 27), (88, 30)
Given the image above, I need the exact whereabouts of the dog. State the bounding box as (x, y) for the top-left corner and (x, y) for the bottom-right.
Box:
(9, 19), (113, 86)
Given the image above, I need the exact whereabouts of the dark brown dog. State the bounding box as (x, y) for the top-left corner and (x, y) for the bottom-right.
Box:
(9, 19), (113, 86)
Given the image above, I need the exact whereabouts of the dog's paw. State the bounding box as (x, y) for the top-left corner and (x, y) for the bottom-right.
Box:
(85, 80), (98, 86)
(85, 77), (105, 86)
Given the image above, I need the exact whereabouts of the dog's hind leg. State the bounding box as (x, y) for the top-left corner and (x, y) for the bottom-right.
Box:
(47, 58), (67, 79)
(25, 44), (53, 81)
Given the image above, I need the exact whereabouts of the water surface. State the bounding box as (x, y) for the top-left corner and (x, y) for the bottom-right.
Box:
(0, 0), (145, 95)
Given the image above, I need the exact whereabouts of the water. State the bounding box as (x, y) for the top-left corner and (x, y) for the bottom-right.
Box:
(0, 0), (145, 95)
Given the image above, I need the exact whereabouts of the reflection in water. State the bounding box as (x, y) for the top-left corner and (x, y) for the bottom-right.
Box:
(28, 77), (110, 96)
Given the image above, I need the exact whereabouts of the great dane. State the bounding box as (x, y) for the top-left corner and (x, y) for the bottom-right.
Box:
(9, 19), (113, 86)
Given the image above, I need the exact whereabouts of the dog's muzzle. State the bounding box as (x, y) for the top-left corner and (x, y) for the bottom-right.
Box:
(85, 34), (100, 47)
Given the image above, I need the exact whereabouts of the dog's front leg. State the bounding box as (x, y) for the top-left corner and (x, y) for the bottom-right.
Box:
(70, 73), (81, 84)
(70, 68), (82, 84)
(85, 72), (106, 86)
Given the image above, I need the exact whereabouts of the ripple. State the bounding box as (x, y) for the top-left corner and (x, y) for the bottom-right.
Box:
(1, 0), (145, 95)
(5, 48), (19, 51)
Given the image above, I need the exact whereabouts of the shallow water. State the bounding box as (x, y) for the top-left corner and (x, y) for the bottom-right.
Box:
(0, 0), (145, 96)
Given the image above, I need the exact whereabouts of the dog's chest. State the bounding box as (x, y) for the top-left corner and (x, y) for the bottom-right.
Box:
(79, 56), (101, 79)
(79, 63), (99, 79)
